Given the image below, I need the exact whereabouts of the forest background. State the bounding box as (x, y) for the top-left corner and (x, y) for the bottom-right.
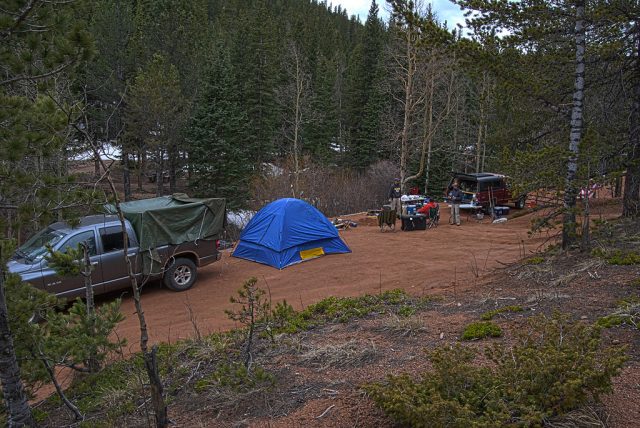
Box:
(2, 0), (639, 240)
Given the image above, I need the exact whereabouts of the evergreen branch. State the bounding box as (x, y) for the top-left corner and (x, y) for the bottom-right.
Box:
(0, 59), (75, 86)
(0, 0), (40, 39)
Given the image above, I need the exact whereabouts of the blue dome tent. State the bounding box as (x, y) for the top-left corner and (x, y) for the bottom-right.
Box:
(232, 198), (351, 269)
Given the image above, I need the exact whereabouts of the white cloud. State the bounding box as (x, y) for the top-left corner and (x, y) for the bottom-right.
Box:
(332, 0), (466, 29)
(429, 0), (466, 29)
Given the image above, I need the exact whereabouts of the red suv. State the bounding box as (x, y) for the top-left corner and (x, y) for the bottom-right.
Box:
(445, 173), (526, 210)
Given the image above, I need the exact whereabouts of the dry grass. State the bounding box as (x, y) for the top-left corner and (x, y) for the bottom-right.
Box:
(376, 314), (428, 337)
(546, 405), (610, 428)
(299, 339), (380, 371)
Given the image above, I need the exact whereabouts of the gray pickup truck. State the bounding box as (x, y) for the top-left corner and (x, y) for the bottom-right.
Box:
(7, 194), (226, 299)
(7, 215), (220, 299)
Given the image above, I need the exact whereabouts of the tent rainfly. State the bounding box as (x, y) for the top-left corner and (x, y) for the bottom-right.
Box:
(232, 198), (351, 269)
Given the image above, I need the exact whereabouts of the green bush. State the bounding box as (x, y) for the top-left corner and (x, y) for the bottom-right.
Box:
(592, 248), (640, 265)
(269, 289), (416, 334)
(629, 277), (640, 288)
(597, 297), (640, 329)
(194, 362), (274, 393)
(524, 256), (545, 265)
(461, 321), (502, 340)
(481, 305), (524, 321)
(367, 313), (627, 427)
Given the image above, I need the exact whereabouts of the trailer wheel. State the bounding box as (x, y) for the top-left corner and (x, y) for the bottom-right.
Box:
(164, 258), (197, 291)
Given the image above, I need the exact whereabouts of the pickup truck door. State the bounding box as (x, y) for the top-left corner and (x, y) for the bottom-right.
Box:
(98, 225), (140, 293)
(40, 229), (102, 299)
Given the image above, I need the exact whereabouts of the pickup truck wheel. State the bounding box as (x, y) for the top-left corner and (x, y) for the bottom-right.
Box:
(164, 258), (197, 291)
(515, 196), (526, 210)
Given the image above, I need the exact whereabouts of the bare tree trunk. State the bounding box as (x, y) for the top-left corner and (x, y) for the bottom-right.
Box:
(123, 147), (131, 201)
(81, 243), (99, 373)
(94, 154), (100, 178)
(399, 27), (416, 194)
(293, 48), (302, 198)
(623, 22), (640, 217)
(452, 92), (460, 173)
(562, 0), (586, 250)
(403, 53), (454, 195)
(168, 143), (177, 194)
(155, 149), (163, 197)
(476, 72), (488, 173)
(40, 353), (83, 421)
(424, 72), (435, 194)
(481, 122), (488, 171)
(103, 162), (168, 428)
(70, 116), (169, 427)
(0, 258), (35, 428)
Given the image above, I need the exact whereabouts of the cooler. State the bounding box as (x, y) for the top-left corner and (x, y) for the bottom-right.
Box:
(400, 214), (427, 231)
(494, 206), (510, 217)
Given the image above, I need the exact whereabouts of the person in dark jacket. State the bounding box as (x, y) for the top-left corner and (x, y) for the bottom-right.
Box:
(448, 182), (463, 226)
(388, 178), (402, 216)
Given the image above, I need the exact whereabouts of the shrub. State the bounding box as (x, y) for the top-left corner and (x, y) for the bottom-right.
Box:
(194, 362), (274, 393)
(597, 297), (640, 329)
(481, 305), (524, 321)
(524, 256), (545, 265)
(269, 289), (415, 334)
(367, 313), (627, 427)
(461, 321), (502, 340)
(628, 277), (640, 288)
(592, 248), (640, 265)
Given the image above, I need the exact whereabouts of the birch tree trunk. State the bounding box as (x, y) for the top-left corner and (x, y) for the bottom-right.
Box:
(293, 46), (303, 198)
(399, 25), (417, 194)
(562, 0), (586, 250)
(424, 71), (435, 193)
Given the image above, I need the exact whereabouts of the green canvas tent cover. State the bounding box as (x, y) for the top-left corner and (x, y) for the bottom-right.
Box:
(104, 193), (226, 274)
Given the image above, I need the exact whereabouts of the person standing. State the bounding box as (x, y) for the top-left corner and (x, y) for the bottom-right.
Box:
(448, 182), (463, 226)
(389, 178), (402, 216)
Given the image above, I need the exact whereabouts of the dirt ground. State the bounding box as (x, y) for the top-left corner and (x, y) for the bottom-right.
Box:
(110, 200), (616, 353)
(36, 196), (640, 427)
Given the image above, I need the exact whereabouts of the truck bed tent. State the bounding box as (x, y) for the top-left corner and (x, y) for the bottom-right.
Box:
(105, 193), (226, 274)
(232, 198), (350, 269)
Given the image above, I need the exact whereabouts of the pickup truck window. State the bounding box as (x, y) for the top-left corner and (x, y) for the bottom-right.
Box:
(99, 226), (128, 252)
(17, 228), (67, 261)
(61, 231), (97, 256)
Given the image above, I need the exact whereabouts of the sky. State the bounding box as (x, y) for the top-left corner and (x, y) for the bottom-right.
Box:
(333, 0), (467, 29)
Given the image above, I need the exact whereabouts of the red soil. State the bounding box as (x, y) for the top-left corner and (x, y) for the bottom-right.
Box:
(112, 207), (559, 351)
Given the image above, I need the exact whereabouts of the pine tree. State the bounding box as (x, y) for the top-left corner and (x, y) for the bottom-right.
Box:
(0, 1), (93, 424)
(345, 0), (387, 169)
(125, 55), (186, 197)
(187, 46), (253, 209)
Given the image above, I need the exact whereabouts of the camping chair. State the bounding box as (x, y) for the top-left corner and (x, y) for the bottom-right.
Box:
(426, 205), (440, 229)
(378, 205), (396, 232)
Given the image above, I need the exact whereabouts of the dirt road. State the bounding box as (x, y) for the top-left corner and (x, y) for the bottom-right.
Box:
(109, 209), (563, 351)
